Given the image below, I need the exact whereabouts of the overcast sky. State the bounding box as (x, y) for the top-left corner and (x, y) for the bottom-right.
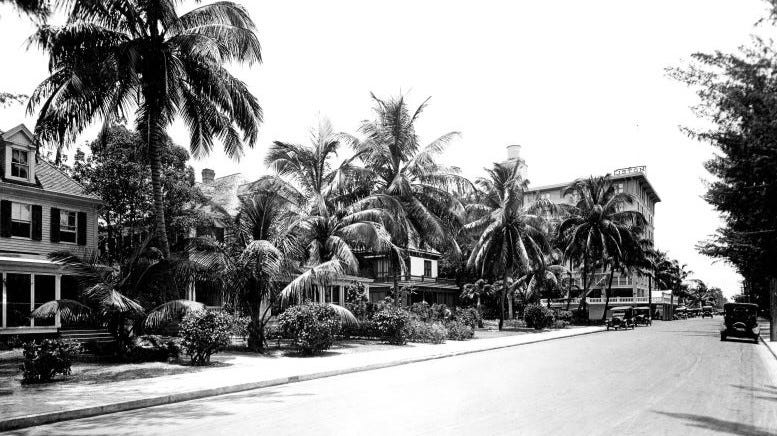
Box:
(0, 0), (771, 297)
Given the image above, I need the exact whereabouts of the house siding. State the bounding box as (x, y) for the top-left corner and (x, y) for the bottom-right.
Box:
(0, 190), (98, 257)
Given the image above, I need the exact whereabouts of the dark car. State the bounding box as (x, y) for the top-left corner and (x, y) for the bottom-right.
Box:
(606, 306), (635, 330)
(701, 306), (714, 319)
(720, 303), (760, 343)
(634, 306), (652, 326)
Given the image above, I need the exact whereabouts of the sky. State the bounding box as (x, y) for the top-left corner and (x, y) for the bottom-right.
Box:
(0, 0), (771, 297)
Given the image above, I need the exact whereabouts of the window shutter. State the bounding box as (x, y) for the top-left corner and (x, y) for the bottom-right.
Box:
(31, 205), (42, 241)
(77, 211), (87, 245)
(0, 200), (11, 238)
(50, 207), (60, 242)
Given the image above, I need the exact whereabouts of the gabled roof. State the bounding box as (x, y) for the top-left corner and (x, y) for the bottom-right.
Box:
(197, 173), (247, 216)
(1, 124), (100, 201)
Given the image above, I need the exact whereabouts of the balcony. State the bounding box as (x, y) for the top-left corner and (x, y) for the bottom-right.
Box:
(371, 274), (458, 287)
(541, 295), (674, 306)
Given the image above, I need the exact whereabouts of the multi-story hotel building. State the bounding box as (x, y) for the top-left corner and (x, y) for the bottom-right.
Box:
(506, 145), (675, 319)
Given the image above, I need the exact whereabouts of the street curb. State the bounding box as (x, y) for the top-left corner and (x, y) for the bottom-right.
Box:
(0, 327), (604, 432)
(760, 337), (777, 361)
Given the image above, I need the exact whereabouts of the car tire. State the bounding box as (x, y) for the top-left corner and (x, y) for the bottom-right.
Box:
(720, 333), (726, 341)
(754, 336), (760, 344)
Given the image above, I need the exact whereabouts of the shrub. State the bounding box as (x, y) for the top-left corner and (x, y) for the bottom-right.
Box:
(445, 320), (475, 340)
(555, 310), (573, 322)
(453, 307), (481, 329)
(125, 335), (182, 362)
(430, 304), (451, 322)
(373, 306), (412, 345)
(276, 302), (341, 355)
(524, 304), (555, 330)
(20, 339), (81, 384)
(341, 320), (381, 339)
(0, 335), (22, 351)
(407, 320), (447, 344)
(180, 310), (235, 365)
(408, 302), (432, 322)
(552, 319), (569, 329)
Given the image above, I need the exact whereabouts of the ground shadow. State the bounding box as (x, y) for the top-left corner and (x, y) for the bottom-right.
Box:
(654, 411), (775, 436)
(730, 384), (777, 402)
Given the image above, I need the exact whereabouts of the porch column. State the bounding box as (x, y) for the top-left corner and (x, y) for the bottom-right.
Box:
(2, 272), (6, 329)
(338, 285), (344, 305)
(319, 286), (325, 303)
(55, 274), (61, 328)
(187, 280), (196, 301)
(30, 274), (35, 327)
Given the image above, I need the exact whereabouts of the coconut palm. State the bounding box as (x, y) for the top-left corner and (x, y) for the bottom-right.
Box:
(1, 0), (47, 18)
(599, 226), (645, 320)
(351, 94), (470, 256)
(27, 0), (263, 258)
(557, 176), (646, 313)
(465, 162), (551, 330)
(265, 118), (370, 215)
(514, 248), (570, 307)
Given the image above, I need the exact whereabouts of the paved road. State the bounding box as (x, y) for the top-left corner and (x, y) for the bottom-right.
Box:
(9, 318), (777, 436)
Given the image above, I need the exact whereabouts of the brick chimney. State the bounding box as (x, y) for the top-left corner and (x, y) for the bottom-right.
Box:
(201, 168), (215, 184)
(505, 144), (527, 180)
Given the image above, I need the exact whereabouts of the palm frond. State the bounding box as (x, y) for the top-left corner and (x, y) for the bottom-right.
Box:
(145, 299), (206, 329)
(29, 299), (92, 324)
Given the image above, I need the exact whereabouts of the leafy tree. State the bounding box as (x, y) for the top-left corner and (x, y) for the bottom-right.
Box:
(71, 125), (207, 262)
(28, 0), (263, 258)
(0, 0), (47, 18)
(672, 35), (777, 319)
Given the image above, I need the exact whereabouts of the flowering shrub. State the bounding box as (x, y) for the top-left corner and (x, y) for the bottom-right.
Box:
(430, 304), (452, 321)
(524, 304), (555, 330)
(180, 310), (235, 365)
(20, 339), (81, 384)
(555, 310), (573, 322)
(277, 302), (341, 355)
(445, 320), (475, 340)
(407, 319), (447, 344)
(409, 302), (432, 322)
(373, 306), (412, 345)
(552, 319), (570, 329)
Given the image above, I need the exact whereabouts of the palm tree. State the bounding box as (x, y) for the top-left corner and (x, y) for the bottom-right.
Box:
(466, 161), (550, 330)
(654, 254), (692, 318)
(351, 94), (470, 257)
(189, 187), (299, 351)
(515, 248), (570, 307)
(557, 176), (645, 315)
(599, 227), (645, 320)
(265, 118), (370, 215)
(1, 0), (47, 18)
(28, 0), (263, 258)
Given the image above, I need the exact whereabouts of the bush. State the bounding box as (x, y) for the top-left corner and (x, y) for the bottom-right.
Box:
(445, 320), (475, 340)
(555, 310), (573, 322)
(407, 320), (447, 344)
(276, 302), (341, 355)
(340, 320), (381, 339)
(0, 335), (22, 351)
(373, 306), (412, 345)
(430, 304), (451, 322)
(453, 307), (481, 329)
(20, 339), (81, 384)
(125, 335), (182, 362)
(180, 310), (235, 365)
(524, 304), (555, 330)
(408, 302), (432, 322)
(552, 319), (569, 329)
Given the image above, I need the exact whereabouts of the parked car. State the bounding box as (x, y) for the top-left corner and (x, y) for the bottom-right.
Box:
(720, 303), (760, 343)
(701, 306), (714, 319)
(606, 306), (635, 330)
(634, 306), (652, 326)
(674, 307), (688, 320)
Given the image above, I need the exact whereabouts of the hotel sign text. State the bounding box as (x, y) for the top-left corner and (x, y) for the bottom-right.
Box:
(613, 166), (646, 176)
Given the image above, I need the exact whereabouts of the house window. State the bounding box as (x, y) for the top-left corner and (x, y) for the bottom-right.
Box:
(423, 260), (432, 277)
(615, 183), (624, 193)
(11, 203), (31, 238)
(59, 210), (77, 243)
(11, 148), (30, 180)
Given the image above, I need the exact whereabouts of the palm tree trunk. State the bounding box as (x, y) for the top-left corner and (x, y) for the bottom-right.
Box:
(149, 141), (171, 258)
(601, 267), (615, 321)
(508, 291), (514, 320)
(499, 272), (507, 331)
(578, 251), (589, 313)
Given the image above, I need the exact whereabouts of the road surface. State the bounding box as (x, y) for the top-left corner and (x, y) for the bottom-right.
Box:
(9, 318), (777, 435)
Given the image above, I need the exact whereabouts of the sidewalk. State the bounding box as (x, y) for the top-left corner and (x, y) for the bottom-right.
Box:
(0, 326), (602, 431)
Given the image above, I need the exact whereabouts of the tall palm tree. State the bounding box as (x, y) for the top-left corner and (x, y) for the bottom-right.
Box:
(599, 226), (645, 320)
(28, 0), (263, 258)
(351, 94), (470, 256)
(515, 248), (570, 307)
(466, 161), (550, 330)
(557, 176), (645, 314)
(1, 0), (47, 18)
(265, 118), (369, 215)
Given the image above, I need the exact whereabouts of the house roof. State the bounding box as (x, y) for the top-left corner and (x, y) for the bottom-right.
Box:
(1, 124), (100, 201)
(197, 173), (247, 216)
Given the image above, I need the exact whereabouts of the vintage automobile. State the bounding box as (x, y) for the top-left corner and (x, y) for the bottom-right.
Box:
(720, 303), (760, 343)
(674, 307), (688, 320)
(606, 306), (635, 330)
(701, 306), (714, 319)
(634, 306), (652, 326)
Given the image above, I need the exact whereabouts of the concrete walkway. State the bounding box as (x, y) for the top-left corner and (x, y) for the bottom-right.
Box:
(0, 326), (603, 432)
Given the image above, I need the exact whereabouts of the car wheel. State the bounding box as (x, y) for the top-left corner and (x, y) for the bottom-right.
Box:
(754, 336), (760, 344)
(720, 333), (726, 341)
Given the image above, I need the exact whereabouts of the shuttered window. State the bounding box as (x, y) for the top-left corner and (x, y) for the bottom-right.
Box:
(59, 210), (77, 243)
(11, 203), (31, 238)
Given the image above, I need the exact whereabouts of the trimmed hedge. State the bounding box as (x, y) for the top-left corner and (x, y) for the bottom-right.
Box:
(524, 304), (555, 330)
(277, 302), (341, 355)
(20, 339), (81, 384)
